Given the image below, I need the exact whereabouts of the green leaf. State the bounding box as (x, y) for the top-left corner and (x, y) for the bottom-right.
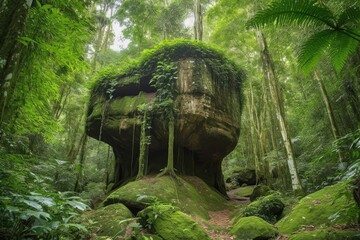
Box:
(20, 210), (51, 220)
(20, 199), (43, 211)
(60, 223), (88, 232)
(337, 5), (360, 27)
(28, 196), (55, 207)
(66, 200), (88, 211)
(246, 0), (336, 29)
(298, 29), (335, 74)
(329, 31), (359, 73)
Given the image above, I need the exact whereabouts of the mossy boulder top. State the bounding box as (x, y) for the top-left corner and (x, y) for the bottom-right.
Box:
(86, 40), (245, 194)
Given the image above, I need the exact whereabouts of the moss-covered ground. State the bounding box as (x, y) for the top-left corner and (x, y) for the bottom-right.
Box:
(104, 175), (228, 220)
(84, 179), (359, 239)
(84, 203), (134, 239)
(276, 180), (360, 234)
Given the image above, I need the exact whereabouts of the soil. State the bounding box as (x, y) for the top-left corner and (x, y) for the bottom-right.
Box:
(192, 186), (252, 240)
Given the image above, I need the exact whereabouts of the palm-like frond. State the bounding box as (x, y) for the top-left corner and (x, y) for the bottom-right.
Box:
(337, 5), (360, 27)
(298, 29), (334, 74)
(329, 31), (358, 73)
(246, 0), (336, 29)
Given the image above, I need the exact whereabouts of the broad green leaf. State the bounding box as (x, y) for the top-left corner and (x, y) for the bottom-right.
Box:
(61, 223), (88, 232)
(66, 200), (88, 211)
(20, 210), (51, 220)
(28, 196), (55, 207)
(20, 199), (43, 211)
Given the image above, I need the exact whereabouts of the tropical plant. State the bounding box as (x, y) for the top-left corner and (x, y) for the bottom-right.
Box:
(247, 0), (360, 73)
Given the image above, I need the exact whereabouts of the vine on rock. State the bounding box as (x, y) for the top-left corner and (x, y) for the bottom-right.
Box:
(149, 61), (178, 178)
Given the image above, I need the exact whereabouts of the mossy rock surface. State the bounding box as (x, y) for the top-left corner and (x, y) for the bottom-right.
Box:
(235, 186), (255, 197)
(288, 228), (360, 240)
(250, 184), (273, 201)
(104, 176), (227, 219)
(134, 234), (163, 240)
(138, 204), (210, 240)
(230, 216), (278, 240)
(243, 193), (285, 224)
(85, 203), (134, 238)
(276, 180), (360, 234)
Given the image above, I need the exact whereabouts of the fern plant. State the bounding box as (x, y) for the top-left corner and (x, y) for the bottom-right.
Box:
(247, 0), (360, 73)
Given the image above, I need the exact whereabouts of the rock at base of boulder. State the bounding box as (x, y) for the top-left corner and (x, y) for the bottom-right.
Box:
(103, 175), (227, 219)
(138, 204), (210, 240)
(230, 216), (278, 240)
(85, 203), (134, 238)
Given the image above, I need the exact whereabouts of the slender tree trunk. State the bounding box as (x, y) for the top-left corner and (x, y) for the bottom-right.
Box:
(0, 0), (33, 125)
(255, 30), (303, 192)
(313, 71), (344, 162)
(194, 0), (203, 41)
(167, 117), (175, 172)
(74, 134), (88, 192)
(158, 114), (176, 177)
(137, 111), (148, 179)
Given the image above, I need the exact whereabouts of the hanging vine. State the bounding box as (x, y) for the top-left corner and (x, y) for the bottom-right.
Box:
(150, 61), (178, 177)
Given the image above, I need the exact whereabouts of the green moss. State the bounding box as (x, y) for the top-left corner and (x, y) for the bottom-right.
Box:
(276, 180), (360, 234)
(242, 193), (285, 224)
(230, 216), (278, 240)
(91, 39), (245, 98)
(109, 92), (149, 116)
(85, 203), (134, 238)
(138, 204), (210, 240)
(288, 229), (360, 240)
(235, 186), (255, 197)
(250, 184), (273, 201)
(134, 234), (163, 240)
(104, 176), (227, 219)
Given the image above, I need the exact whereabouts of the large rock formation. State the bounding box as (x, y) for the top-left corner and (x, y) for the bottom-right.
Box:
(86, 40), (244, 195)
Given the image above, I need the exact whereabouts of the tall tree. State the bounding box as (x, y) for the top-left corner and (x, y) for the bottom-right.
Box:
(0, 0), (33, 125)
(256, 30), (303, 192)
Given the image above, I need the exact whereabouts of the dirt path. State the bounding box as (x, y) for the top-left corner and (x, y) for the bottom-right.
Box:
(194, 187), (252, 240)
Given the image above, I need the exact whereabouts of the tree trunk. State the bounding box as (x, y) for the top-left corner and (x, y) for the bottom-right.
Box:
(313, 71), (344, 162)
(194, 0), (203, 41)
(137, 111), (148, 179)
(0, 0), (33, 125)
(74, 134), (88, 192)
(255, 30), (303, 192)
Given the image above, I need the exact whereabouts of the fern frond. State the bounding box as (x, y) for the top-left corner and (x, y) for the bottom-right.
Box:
(337, 5), (360, 27)
(246, 0), (336, 29)
(298, 29), (335, 74)
(329, 31), (359, 73)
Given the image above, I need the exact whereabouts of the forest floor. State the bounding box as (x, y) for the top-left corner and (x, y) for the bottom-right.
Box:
(194, 186), (252, 240)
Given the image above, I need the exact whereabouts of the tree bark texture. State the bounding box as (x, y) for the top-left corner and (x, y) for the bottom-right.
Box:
(0, 0), (33, 125)
(313, 71), (344, 162)
(255, 30), (303, 192)
(194, 0), (203, 41)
